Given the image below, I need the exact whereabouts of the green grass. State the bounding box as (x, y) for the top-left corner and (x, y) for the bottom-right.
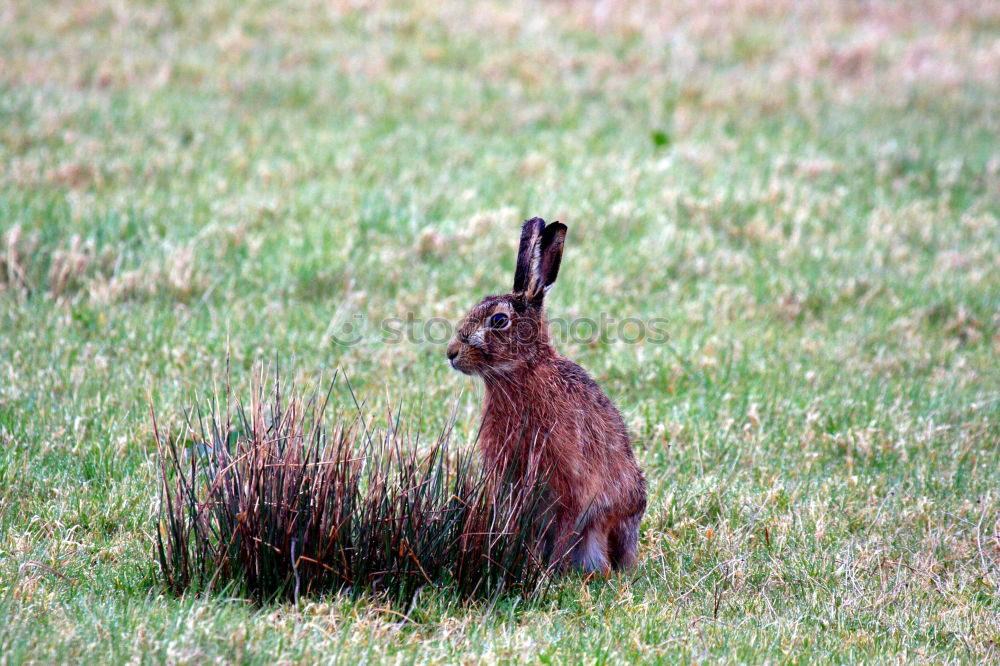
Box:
(2, 0), (999, 662)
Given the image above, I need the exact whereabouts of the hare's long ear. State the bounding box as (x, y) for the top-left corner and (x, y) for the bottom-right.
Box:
(513, 217), (545, 294)
(513, 218), (567, 304)
(537, 222), (567, 299)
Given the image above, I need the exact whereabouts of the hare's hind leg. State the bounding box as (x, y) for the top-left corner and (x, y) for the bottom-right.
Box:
(608, 509), (642, 571)
(571, 521), (610, 574)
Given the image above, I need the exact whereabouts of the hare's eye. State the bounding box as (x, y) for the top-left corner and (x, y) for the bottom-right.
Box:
(488, 312), (510, 329)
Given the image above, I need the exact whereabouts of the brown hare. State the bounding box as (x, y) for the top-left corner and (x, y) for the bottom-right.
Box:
(446, 218), (646, 573)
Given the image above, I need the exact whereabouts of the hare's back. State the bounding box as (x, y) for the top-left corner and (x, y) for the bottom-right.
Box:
(551, 357), (630, 442)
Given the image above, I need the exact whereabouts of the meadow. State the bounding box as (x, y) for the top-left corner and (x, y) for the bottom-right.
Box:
(1, 0), (999, 662)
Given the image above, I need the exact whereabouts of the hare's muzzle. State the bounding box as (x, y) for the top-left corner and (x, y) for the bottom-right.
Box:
(446, 339), (473, 374)
(446, 339), (461, 366)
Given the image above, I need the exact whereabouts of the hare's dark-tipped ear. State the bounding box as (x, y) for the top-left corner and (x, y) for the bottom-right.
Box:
(513, 218), (567, 303)
(513, 217), (545, 294)
(537, 222), (567, 298)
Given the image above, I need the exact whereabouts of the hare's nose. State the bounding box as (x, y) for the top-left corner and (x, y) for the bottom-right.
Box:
(446, 342), (460, 361)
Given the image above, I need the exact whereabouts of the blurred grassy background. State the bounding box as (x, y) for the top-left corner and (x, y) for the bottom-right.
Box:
(1, 0), (999, 662)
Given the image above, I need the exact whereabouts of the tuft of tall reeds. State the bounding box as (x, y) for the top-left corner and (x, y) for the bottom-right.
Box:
(153, 367), (561, 604)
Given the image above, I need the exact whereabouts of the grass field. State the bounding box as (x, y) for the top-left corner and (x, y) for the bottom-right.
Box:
(2, 0), (999, 662)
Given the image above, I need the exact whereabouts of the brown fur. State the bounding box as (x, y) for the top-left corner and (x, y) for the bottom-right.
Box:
(446, 218), (646, 573)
